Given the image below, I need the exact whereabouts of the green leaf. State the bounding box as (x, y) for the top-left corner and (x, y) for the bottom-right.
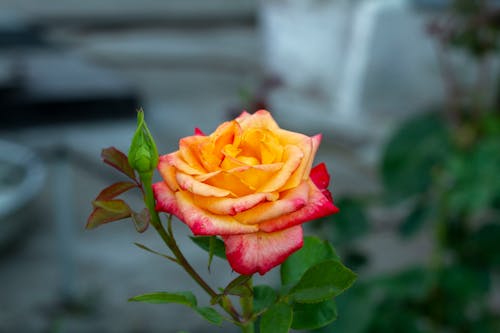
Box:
(447, 138), (500, 216)
(290, 259), (356, 303)
(190, 236), (226, 259)
(469, 314), (500, 333)
(253, 285), (277, 313)
(281, 236), (339, 286)
(481, 114), (500, 136)
(128, 291), (197, 307)
(86, 199), (132, 229)
(207, 236), (216, 270)
(367, 298), (426, 333)
(194, 307), (223, 325)
(381, 112), (449, 202)
(131, 208), (150, 233)
(129, 291), (224, 327)
(223, 285), (252, 298)
(95, 181), (137, 201)
(223, 275), (252, 297)
(439, 265), (490, 302)
(291, 298), (337, 330)
(260, 302), (292, 333)
(101, 147), (137, 180)
(461, 224), (500, 269)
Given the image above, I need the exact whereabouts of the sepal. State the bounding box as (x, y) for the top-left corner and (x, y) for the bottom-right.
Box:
(128, 109), (159, 174)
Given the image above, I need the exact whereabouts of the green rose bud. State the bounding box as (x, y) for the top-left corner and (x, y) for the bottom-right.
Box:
(128, 109), (159, 175)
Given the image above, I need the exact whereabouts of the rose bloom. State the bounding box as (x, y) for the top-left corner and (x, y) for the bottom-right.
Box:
(153, 110), (338, 275)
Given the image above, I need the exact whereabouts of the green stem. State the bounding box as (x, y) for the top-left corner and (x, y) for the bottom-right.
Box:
(140, 173), (241, 323)
(431, 184), (449, 270)
(239, 277), (255, 333)
(241, 323), (255, 333)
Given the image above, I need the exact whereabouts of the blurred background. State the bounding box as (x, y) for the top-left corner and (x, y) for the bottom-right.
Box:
(0, 0), (499, 332)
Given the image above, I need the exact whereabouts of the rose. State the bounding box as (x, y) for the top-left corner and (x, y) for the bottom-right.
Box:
(153, 110), (338, 275)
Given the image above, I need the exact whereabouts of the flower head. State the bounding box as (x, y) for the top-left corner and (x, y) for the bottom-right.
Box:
(153, 110), (338, 275)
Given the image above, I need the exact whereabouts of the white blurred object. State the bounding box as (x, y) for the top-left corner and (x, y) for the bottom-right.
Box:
(335, 0), (409, 119)
(258, 0), (413, 170)
(258, 0), (351, 100)
(0, 140), (46, 247)
(259, 0), (411, 121)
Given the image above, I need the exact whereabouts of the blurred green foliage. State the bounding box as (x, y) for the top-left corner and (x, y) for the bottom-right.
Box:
(312, 1), (500, 332)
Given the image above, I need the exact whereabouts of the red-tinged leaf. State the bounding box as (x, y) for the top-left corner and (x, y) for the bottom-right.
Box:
(92, 199), (131, 213)
(101, 147), (136, 180)
(96, 181), (137, 201)
(86, 199), (132, 229)
(86, 207), (131, 229)
(132, 208), (150, 233)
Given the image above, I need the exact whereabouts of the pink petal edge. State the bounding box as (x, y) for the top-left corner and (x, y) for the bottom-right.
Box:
(310, 162), (330, 190)
(223, 225), (304, 275)
(258, 179), (339, 233)
(153, 181), (182, 217)
(153, 181), (258, 235)
(175, 191), (259, 235)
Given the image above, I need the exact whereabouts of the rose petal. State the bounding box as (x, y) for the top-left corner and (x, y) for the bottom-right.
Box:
(235, 111), (251, 122)
(278, 133), (321, 191)
(194, 170), (222, 182)
(153, 181), (182, 217)
(259, 130), (284, 164)
(310, 162), (335, 203)
(227, 163), (283, 191)
(176, 172), (232, 197)
(199, 120), (242, 171)
(236, 110), (280, 131)
(203, 171), (254, 197)
(238, 127), (283, 165)
(310, 162), (330, 190)
(220, 154), (248, 170)
(257, 145), (303, 192)
(192, 192), (274, 215)
(223, 225), (304, 275)
(179, 136), (206, 173)
(307, 134), (322, 178)
(175, 191), (258, 235)
(165, 152), (204, 176)
(258, 179), (339, 233)
(233, 181), (309, 224)
(158, 156), (180, 191)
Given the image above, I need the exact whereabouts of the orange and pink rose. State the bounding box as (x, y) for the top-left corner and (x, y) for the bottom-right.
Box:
(153, 110), (338, 275)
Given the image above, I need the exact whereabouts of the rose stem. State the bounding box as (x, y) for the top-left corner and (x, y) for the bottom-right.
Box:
(240, 277), (255, 333)
(140, 174), (241, 323)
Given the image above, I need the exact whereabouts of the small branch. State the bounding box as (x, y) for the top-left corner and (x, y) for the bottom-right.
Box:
(140, 174), (241, 323)
(436, 42), (462, 127)
(239, 277), (255, 333)
(473, 55), (492, 118)
(133, 242), (178, 263)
